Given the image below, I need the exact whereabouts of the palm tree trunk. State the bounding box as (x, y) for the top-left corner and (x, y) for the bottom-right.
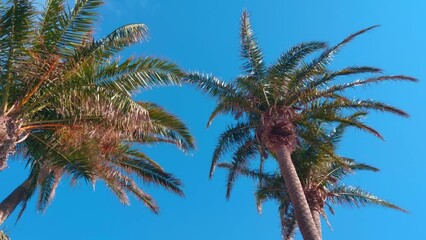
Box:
(0, 115), (18, 170)
(311, 208), (322, 239)
(0, 177), (31, 225)
(275, 146), (321, 240)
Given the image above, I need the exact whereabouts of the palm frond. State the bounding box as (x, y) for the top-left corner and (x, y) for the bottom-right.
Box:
(240, 10), (265, 78)
(37, 0), (66, 49)
(303, 75), (417, 104)
(323, 99), (410, 118)
(304, 110), (384, 140)
(269, 41), (327, 78)
(295, 26), (379, 82)
(315, 158), (379, 187)
(210, 122), (253, 177)
(36, 169), (62, 212)
(279, 203), (297, 240)
(269, 41), (327, 99)
(111, 151), (184, 196)
(224, 138), (258, 199)
(183, 73), (238, 98)
(139, 102), (194, 151)
(97, 57), (183, 95)
(317, 25), (380, 67)
(64, 23), (149, 79)
(26, 133), (95, 182)
(102, 169), (130, 205)
(328, 185), (408, 213)
(328, 111), (368, 145)
(207, 95), (259, 126)
(54, 0), (103, 55)
(0, 0), (36, 112)
(117, 174), (159, 213)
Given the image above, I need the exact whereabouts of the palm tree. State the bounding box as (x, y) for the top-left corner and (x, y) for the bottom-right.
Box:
(0, 0), (194, 224)
(184, 11), (414, 240)
(0, 0), (187, 168)
(218, 117), (407, 239)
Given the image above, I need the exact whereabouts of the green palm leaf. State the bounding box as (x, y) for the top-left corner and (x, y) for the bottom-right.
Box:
(210, 122), (253, 177)
(140, 102), (195, 151)
(328, 185), (408, 213)
(240, 10), (265, 78)
(0, 0), (36, 112)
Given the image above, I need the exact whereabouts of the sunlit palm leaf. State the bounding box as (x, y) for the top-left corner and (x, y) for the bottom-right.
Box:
(328, 185), (408, 213)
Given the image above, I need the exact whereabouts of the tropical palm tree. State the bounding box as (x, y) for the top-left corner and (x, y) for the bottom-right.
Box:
(0, 0), (194, 224)
(218, 117), (407, 239)
(0, 0), (188, 168)
(184, 11), (414, 240)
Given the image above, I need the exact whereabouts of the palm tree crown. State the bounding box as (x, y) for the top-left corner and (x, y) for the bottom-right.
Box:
(0, 0), (194, 224)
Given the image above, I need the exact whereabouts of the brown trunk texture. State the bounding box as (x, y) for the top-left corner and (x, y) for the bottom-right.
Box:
(306, 188), (325, 238)
(0, 115), (18, 170)
(311, 208), (322, 239)
(276, 147), (321, 240)
(0, 178), (31, 225)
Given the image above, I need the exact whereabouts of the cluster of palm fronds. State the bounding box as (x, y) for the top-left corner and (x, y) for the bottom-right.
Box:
(0, 1), (413, 239)
(0, 0), (193, 224)
(218, 122), (407, 240)
(184, 11), (413, 239)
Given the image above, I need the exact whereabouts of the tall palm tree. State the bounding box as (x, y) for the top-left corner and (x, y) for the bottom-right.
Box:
(0, 0), (188, 169)
(218, 117), (407, 239)
(0, 0), (194, 224)
(184, 11), (414, 240)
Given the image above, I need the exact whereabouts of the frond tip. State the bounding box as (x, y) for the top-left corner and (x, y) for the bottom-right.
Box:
(240, 10), (265, 78)
(328, 185), (409, 213)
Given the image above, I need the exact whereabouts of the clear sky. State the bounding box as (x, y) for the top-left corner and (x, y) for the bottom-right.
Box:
(1, 0), (425, 239)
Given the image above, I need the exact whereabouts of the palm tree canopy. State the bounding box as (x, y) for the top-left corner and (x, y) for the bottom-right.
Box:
(0, 0), (194, 220)
(184, 10), (415, 179)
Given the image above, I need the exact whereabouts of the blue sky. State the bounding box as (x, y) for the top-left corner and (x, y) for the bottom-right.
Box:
(1, 0), (425, 239)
